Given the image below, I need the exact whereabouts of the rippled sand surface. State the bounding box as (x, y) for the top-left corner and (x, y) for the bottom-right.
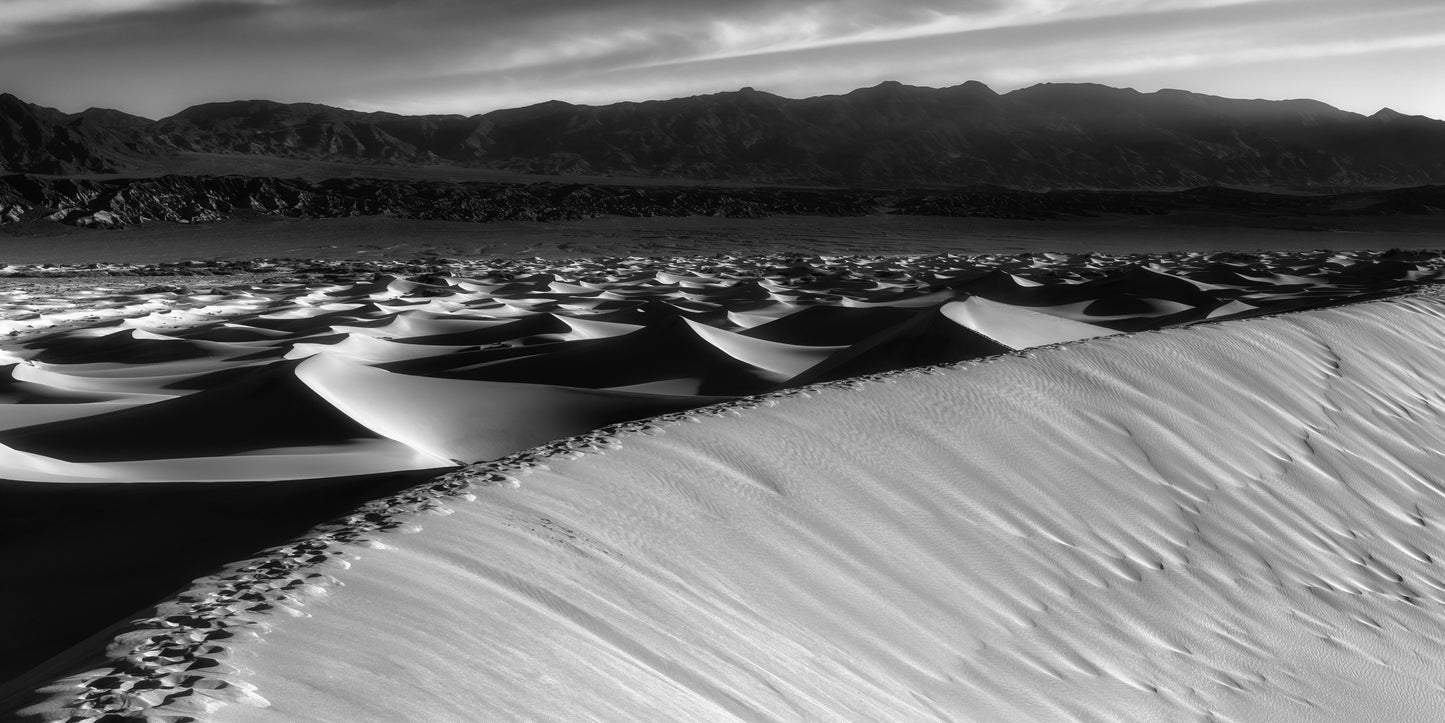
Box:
(3, 248), (1445, 720)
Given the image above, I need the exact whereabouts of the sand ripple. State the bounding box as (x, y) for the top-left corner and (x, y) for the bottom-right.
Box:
(0, 250), (1436, 483)
(4, 249), (1445, 720)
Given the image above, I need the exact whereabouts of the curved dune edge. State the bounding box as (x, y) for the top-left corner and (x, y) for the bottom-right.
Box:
(14, 290), (1445, 720)
(2, 250), (1441, 487)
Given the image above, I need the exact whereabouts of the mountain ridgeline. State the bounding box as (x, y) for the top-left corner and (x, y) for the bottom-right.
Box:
(3, 81), (1445, 189)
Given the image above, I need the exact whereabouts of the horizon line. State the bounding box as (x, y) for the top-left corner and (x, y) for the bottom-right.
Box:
(5, 79), (1435, 124)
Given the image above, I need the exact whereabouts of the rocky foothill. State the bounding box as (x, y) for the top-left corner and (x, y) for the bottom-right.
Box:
(1, 173), (1442, 229)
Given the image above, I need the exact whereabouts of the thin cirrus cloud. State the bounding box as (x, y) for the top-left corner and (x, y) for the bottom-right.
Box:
(0, 0), (1442, 120)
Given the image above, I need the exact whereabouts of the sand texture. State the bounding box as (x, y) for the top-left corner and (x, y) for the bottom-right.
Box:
(0, 250), (1432, 484)
(3, 249), (1445, 720)
(16, 293), (1445, 721)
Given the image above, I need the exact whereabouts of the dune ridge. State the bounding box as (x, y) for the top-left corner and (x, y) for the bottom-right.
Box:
(11, 289), (1445, 720)
(1, 249), (1443, 718)
(0, 249), (1436, 484)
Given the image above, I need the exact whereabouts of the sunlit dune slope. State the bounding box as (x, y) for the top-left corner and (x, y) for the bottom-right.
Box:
(49, 292), (1445, 722)
(0, 250), (1435, 484)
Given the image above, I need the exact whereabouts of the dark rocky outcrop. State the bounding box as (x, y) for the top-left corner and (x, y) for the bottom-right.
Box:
(0, 174), (885, 227)
(3, 173), (1442, 229)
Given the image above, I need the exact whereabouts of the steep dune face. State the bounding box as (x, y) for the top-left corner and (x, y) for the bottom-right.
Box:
(0, 251), (1435, 484)
(5, 253), (1445, 720)
(295, 353), (729, 463)
(31, 293), (1445, 722)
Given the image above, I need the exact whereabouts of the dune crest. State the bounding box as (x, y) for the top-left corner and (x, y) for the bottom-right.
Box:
(940, 295), (1121, 347)
(0, 249), (1425, 484)
(226, 295), (1445, 721)
(295, 353), (729, 463)
(5, 249), (1445, 718)
(14, 292), (1445, 720)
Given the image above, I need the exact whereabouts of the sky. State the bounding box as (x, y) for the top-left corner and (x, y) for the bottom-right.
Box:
(1, 0), (1442, 121)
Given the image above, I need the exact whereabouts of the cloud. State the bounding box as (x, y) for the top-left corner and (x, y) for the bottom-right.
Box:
(969, 0), (1445, 86)
(0, 0), (278, 38)
(0, 0), (1441, 120)
(0, 0), (178, 32)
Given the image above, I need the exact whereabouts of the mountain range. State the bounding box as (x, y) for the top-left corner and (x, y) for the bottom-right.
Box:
(4, 82), (1445, 190)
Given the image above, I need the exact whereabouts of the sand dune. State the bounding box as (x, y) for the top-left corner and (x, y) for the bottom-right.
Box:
(296, 353), (728, 463)
(14, 292), (1445, 720)
(3, 249), (1445, 719)
(940, 296), (1121, 348)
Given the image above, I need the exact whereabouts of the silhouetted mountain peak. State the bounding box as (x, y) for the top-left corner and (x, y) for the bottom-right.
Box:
(67, 107), (154, 128)
(0, 93), (63, 122)
(1370, 107), (1435, 125)
(2, 82), (1444, 187)
(948, 80), (998, 97)
(727, 86), (785, 101)
(864, 80), (908, 91)
(0, 92), (169, 174)
(1009, 82), (1141, 103)
(166, 99), (361, 124)
(846, 80), (929, 98)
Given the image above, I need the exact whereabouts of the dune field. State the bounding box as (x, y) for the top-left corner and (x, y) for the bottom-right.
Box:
(2, 247), (1445, 720)
(7, 4), (1445, 721)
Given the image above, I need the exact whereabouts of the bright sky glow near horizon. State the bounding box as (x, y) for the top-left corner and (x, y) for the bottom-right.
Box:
(1, 0), (1442, 120)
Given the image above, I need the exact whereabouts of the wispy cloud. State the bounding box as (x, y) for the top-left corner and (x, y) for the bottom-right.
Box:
(0, 0), (1442, 119)
(0, 0), (178, 31)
